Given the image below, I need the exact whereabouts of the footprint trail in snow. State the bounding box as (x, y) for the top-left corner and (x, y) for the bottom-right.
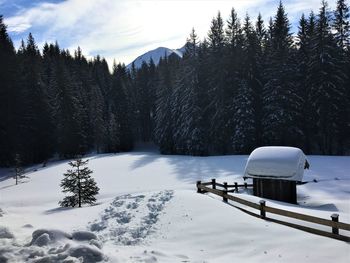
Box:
(89, 190), (174, 245)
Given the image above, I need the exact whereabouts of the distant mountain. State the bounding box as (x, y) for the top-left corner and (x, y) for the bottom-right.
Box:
(127, 46), (185, 69)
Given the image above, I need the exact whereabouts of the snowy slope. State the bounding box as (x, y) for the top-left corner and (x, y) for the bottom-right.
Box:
(0, 152), (349, 262)
(126, 46), (184, 69)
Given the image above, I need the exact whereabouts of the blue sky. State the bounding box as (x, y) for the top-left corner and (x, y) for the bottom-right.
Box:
(1, 0), (334, 66)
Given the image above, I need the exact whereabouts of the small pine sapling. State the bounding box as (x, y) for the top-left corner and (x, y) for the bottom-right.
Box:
(59, 158), (99, 207)
(14, 154), (25, 185)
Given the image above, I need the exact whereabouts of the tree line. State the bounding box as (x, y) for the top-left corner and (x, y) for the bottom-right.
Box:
(0, 0), (349, 167)
(0, 20), (134, 166)
(153, 0), (350, 156)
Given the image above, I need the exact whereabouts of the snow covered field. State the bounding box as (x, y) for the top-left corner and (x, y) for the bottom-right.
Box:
(0, 149), (349, 262)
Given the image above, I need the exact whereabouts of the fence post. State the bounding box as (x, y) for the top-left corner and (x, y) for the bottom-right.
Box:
(234, 182), (238, 192)
(259, 200), (266, 219)
(331, 214), (339, 235)
(212, 178), (216, 189)
(197, 181), (202, 194)
(244, 182), (247, 189)
(223, 182), (228, 203)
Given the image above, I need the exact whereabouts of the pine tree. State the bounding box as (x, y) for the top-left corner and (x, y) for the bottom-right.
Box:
(90, 56), (111, 152)
(154, 56), (176, 154)
(226, 8), (243, 52)
(232, 79), (256, 153)
(255, 13), (266, 52)
(333, 0), (350, 153)
(240, 14), (262, 151)
(134, 62), (153, 142)
(16, 33), (54, 164)
(208, 12), (225, 52)
(109, 62), (133, 152)
(0, 16), (18, 166)
(307, 0), (346, 154)
(49, 49), (89, 158)
(224, 9), (245, 152)
(262, 2), (302, 147)
(172, 29), (209, 155)
(333, 0), (350, 49)
(207, 12), (231, 153)
(59, 158), (99, 207)
(13, 154), (25, 185)
(296, 13), (314, 153)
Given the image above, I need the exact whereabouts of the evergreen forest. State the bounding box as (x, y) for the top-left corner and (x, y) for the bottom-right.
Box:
(0, 0), (349, 167)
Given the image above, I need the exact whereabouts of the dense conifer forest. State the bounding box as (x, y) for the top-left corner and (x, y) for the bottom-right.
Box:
(0, 0), (349, 166)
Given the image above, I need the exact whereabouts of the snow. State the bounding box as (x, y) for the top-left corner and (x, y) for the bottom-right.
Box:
(72, 231), (97, 241)
(244, 146), (307, 181)
(0, 226), (14, 239)
(0, 151), (349, 262)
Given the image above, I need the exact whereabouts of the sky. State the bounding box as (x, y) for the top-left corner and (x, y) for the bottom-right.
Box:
(1, 0), (335, 67)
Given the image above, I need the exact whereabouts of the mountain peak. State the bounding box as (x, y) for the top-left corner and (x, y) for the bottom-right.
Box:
(127, 46), (185, 69)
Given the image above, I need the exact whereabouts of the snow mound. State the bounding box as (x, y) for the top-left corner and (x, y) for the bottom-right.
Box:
(72, 230), (97, 241)
(0, 229), (106, 262)
(89, 190), (173, 245)
(31, 229), (72, 245)
(32, 233), (50, 247)
(22, 224), (34, 228)
(68, 244), (104, 262)
(0, 226), (14, 239)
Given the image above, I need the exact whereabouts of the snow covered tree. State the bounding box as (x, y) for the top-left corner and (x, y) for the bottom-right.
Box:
(332, 0), (350, 153)
(173, 30), (209, 155)
(224, 9), (245, 152)
(262, 2), (302, 147)
(307, 1), (346, 154)
(110, 62), (134, 151)
(296, 13), (315, 153)
(333, 0), (350, 49)
(59, 158), (99, 208)
(207, 12), (232, 153)
(241, 14), (263, 149)
(232, 79), (256, 153)
(154, 56), (176, 154)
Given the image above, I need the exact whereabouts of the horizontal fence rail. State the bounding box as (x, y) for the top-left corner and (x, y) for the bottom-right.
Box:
(196, 179), (350, 242)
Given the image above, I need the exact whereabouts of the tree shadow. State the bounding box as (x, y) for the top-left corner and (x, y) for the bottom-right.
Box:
(0, 179), (29, 190)
(130, 154), (160, 170)
(87, 153), (122, 161)
(44, 207), (75, 215)
(129, 152), (249, 183)
(166, 154), (248, 183)
(0, 168), (12, 182)
(0, 174), (12, 183)
(44, 202), (104, 215)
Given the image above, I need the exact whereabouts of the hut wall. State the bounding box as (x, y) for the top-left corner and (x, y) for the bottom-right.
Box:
(253, 178), (297, 204)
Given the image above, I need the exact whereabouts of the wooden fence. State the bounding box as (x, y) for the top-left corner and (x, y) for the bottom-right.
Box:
(197, 179), (350, 242)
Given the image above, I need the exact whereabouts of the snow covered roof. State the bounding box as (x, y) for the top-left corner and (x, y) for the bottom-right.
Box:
(244, 146), (308, 181)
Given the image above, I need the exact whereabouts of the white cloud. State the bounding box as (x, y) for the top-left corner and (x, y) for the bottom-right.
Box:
(4, 0), (331, 67)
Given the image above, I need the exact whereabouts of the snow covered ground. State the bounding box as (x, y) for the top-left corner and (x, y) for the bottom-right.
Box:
(0, 150), (349, 262)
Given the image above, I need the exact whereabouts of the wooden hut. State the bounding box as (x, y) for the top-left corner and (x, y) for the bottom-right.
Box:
(243, 146), (309, 204)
